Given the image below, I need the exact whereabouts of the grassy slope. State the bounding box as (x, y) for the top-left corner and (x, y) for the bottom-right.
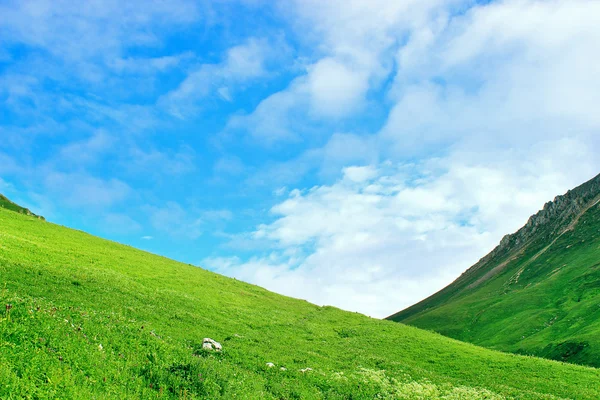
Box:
(1, 209), (600, 399)
(389, 198), (600, 368)
(0, 194), (39, 218)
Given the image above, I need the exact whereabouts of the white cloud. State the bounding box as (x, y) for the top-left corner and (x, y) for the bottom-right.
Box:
(343, 166), (379, 183)
(382, 0), (600, 155)
(306, 58), (370, 118)
(0, 0), (199, 71)
(274, 186), (287, 197)
(225, 80), (305, 144)
(228, 0), (455, 144)
(225, 60), (372, 143)
(160, 37), (282, 118)
(223, 38), (273, 80)
(109, 53), (192, 74)
(58, 130), (114, 166)
(207, 138), (599, 318)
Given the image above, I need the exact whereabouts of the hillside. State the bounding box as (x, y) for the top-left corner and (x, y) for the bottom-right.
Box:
(388, 173), (600, 367)
(0, 193), (43, 220)
(1, 202), (600, 398)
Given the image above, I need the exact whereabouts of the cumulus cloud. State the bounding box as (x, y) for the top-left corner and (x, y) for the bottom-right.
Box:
(225, 79), (306, 144)
(306, 58), (370, 118)
(206, 137), (600, 318)
(382, 0), (600, 155)
(227, 0), (457, 144)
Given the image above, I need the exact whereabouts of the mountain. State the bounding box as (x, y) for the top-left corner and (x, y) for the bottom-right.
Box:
(1, 200), (599, 398)
(388, 173), (600, 368)
(0, 193), (44, 220)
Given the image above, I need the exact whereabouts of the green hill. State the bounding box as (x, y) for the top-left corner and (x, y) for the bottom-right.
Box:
(1, 204), (600, 398)
(0, 193), (43, 220)
(388, 173), (600, 368)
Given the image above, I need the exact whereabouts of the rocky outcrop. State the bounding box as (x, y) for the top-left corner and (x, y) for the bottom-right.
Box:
(462, 173), (600, 282)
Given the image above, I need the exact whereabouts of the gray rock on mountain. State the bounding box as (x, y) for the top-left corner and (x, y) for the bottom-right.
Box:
(460, 173), (600, 283)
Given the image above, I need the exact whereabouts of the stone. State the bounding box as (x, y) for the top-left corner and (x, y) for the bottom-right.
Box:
(266, 362), (275, 368)
(202, 338), (222, 352)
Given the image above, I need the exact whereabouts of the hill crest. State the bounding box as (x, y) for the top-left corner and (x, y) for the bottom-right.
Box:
(0, 193), (44, 220)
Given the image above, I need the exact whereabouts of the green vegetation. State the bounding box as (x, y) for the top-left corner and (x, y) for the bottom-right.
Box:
(0, 194), (42, 220)
(389, 175), (600, 368)
(1, 203), (600, 398)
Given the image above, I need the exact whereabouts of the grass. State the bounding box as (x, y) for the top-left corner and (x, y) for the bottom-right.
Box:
(1, 206), (600, 398)
(0, 194), (41, 219)
(389, 196), (600, 368)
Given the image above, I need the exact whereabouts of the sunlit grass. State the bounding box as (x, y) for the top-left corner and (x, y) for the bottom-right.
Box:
(1, 208), (599, 398)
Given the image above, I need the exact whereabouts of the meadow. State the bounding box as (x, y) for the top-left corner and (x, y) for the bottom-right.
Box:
(1, 207), (600, 399)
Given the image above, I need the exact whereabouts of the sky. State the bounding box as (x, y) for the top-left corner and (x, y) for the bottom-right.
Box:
(1, 0), (600, 318)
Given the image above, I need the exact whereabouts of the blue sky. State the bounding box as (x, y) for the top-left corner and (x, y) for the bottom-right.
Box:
(1, 0), (600, 317)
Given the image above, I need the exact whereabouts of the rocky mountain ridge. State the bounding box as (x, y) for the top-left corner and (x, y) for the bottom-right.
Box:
(462, 173), (600, 282)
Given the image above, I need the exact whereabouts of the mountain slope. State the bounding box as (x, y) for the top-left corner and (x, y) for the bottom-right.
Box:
(388, 173), (600, 367)
(1, 205), (600, 398)
(0, 193), (43, 219)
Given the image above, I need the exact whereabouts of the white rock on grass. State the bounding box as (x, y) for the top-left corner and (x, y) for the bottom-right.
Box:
(300, 368), (313, 373)
(266, 362), (275, 368)
(202, 338), (222, 352)
(280, 367), (287, 371)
